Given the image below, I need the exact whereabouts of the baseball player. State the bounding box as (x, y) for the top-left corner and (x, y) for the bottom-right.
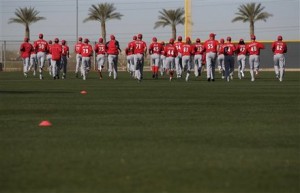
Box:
(236, 38), (247, 79)
(94, 37), (107, 79)
(271, 35), (287, 82)
(19, 37), (33, 78)
(164, 38), (178, 81)
(46, 40), (53, 76)
(74, 37), (84, 78)
(246, 35), (265, 81)
(174, 36), (183, 78)
(132, 34), (147, 82)
(60, 40), (69, 79)
(149, 37), (163, 79)
(127, 36), (137, 78)
(79, 38), (93, 80)
(49, 38), (62, 79)
(33, 33), (49, 79)
(159, 41), (166, 76)
(181, 37), (194, 82)
(204, 33), (219, 81)
(217, 38), (225, 79)
(29, 41), (37, 76)
(106, 35), (121, 80)
(193, 38), (205, 77)
(223, 36), (236, 82)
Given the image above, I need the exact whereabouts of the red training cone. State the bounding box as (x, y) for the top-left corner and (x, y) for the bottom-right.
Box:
(39, 120), (52, 127)
(80, 90), (87, 95)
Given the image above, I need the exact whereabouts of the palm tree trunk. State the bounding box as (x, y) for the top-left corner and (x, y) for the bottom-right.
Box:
(101, 21), (106, 44)
(250, 20), (254, 36)
(25, 24), (30, 39)
(172, 24), (176, 40)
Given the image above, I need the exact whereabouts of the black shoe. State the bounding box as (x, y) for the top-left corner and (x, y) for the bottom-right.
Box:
(152, 74), (155, 78)
(212, 79), (215, 82)
(207, 78), (211, 82)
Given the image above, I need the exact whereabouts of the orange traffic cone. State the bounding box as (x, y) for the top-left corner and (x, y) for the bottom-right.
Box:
(39, 120), (52, 127)
(80, 90), (87, 95)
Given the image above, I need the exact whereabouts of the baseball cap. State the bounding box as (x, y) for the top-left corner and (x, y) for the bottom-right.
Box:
(39, 33), (43, 38)
(227, 36), (231, 41)
(152, 37), (157, 42)
(84, 38), (89, 43)
(239, 38), (244, 42)
(196, 38), (201, 42)
(24, 37), (29, 42)
(99, 38), (103, 43)
(169, 38), (174, 44)
(48, 40), (52, 44)
(186, 37), (191, 42)
(110, 35), (115, 40)
(138, 34), (143, 39)
(251, 35), (256, 40)
(220, 38), (224, 43)
(277, 35), (283, 40)
(62, 40), (66, 44)
(54, 38), (59, 43)
(209, 33), (216, 37)
(178, 36), (182, 41)
(78, 37), (82, 41)
(133, 35), (137, 40)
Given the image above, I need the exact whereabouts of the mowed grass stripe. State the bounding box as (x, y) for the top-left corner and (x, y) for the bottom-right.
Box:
(0, 71), (299, 193)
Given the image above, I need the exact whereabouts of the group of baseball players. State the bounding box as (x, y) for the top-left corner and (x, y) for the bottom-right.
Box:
(20, 33), (287, 82)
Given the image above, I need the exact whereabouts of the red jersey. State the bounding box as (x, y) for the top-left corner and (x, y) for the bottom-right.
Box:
(34, 39), (48, 53)
(47, 44), (52, 55)
(149, 42), (163, 55)
(80, 44), (93, 57)
(236, 44), (247, 55)
(94, 43), (106, 55)
(164, 44), (178, 57)
(61, 45), (69, 56)
(246, 41), (265, 55)
(174, 41), (183, 54)
(217, 43), (225, 55)
(132, 40), (147, 54)
(194, 43), (204, 55)
(204, 40), (219, 53)
(74, 42), (84, 54)
(127, 41), (135, 55)
(160, 44), (165, 55)
(50, 43), (62, 61)
(271, 41), (287, 54)
(224, 42), (236, 56)
(106, 40), (120, 55)
(20, 42), (33, 58)
(181, 43), (193, 56)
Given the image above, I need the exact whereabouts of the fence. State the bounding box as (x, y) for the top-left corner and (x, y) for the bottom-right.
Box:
(0, 40), (299, 72)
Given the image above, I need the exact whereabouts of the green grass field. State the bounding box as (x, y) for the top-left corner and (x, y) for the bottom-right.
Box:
(0, 71), (299, 193)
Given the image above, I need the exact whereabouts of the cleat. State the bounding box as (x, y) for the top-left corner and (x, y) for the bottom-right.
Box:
(251, 78), (255, 82)
(212, 79), (215, 82)
(39, 74), (43, 80)
(230, 75), (233, 80)
(207, 78), (211, 82)
(241, 71), (245, 77)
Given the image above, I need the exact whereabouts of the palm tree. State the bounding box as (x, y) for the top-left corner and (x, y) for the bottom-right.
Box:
(83, 3), (123, 43)
(232, 2), (273, 36)
(154, 8), (185, 40)
(8, 7), (46, 39)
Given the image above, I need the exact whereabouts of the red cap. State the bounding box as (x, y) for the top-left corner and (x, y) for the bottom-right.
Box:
(178, 36), (182, 41)
(137, 34), (143, 39)
(186, 37), (191, 42)
(196, 38), (201, 43)
(169, 38), (174, 44)
(54, 38), (59, 43)
(48, 40), (52, 44)
(84, 38), (89, 43)
(277, 35), (282, 40)
(239, 38), (244, 42)
(152, 37), (157, 42)
(78, 37), (82, 41)
(161, 41), (165, 45)
(133, 35), (137, 40)
(220, 38), (224, 43)
(110, 35), (115, 40)
(209, 33), (216, 37)
(251, 35), (256, 40)
(24, 37), (29, 42)
(227, 36), (231, 41)
(61, 40), (66, 45)
(39, 33), (43, 39)
(99, 38), (103, 43)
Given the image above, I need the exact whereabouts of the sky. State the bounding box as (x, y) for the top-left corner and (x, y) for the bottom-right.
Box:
(0, 0), (299, 47)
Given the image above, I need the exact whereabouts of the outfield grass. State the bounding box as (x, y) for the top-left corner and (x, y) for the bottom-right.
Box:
(0, 71), (299, 193)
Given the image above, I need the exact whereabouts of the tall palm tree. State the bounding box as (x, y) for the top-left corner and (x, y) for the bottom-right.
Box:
(154, 8), (185, 40)
(8, 7), (46, 39)
(83, 3), (123, 43)
(232, 3), (273, 36)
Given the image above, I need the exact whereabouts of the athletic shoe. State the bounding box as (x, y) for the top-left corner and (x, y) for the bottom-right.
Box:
(251, 78), (255, 82)
(39, 74), (43, 80)
(230, 75), (233, 80)
(241, 71), (245, 78)
(207, 78), (211, 82)
(227, 77), (230, 82)
(33, 71), (36, 76)
(275, 74), (280, 79)
(238, 72), (242, 79)
(279, 77), (283, 82)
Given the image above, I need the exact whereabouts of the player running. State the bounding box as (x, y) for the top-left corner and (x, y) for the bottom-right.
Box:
(19, 37), (33, 78)
(181, 37), (194, 82)
(159, 41), (166, 76)
(246, 35), (265, 81)
(223, 36), (236, 82)
(149, 37), (163, 79)
(106, 35), (121, 80)
(29, 42), (38, 76)
(49, 38), (62, 79)
(127, 36), (137, 78)
(94, 37), (107, 79)
(132, 34), (147, 82)
(60, 40), (69, 79)
(174, 36), (183, 78)
(46, 40), (53, 76)
(217, 38), (225, 79)
(193, 38), (205, 78)
(33, 33), (49, 79)
(164, 38), (178, 81)
(80, 38), (93, 80)
(204, 33), (219, 81)
(271, 35), (287, 82)
(74, 37), (84, 78)
(236, 38), (247, 79)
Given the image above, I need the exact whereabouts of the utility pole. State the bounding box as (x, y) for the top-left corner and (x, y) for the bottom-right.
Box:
(184, 0), (192, 39)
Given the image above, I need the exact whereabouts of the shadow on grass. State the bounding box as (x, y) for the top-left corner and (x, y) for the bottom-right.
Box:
(0, 90), (73, 94)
